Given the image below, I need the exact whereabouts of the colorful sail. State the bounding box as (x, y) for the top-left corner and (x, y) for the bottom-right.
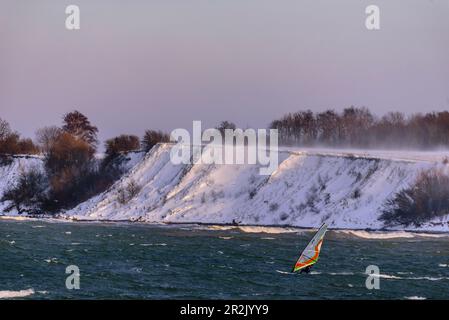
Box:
(292, 223), (328, 273)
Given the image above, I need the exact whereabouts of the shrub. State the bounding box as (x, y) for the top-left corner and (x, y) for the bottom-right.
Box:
(105, 134), (140, 157)
(280, 212), (289, 221)
(216, 121), (236, 135)
(0, 154), (13, 167)
(0, 118), (39, 155)
(117, 180), (141, 204)
(352, 188), (361, 199)
(142, 130), (170, 152)
(248, 189), (257, 199)
(381, 168), (449, 226)
(1, 167), (46, 214)
(269, 202), (279, 212)
(43, 132), (96, 211)
(16, 138), (40, 154)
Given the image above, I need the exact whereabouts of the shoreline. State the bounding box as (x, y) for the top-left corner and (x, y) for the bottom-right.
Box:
(1, 214), (448, 235)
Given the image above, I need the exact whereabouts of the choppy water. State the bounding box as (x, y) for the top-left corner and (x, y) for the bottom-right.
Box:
(1, 219), (449, 299)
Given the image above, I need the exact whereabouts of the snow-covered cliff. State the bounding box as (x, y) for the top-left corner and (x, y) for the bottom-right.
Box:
(0, 151), (144, 215)
(64, 144), (449, 231)
(0, 155), (44, 213)
(2, 146), (448, 231)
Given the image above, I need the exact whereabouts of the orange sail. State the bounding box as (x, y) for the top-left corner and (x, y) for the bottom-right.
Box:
(292, 223), (327, 273)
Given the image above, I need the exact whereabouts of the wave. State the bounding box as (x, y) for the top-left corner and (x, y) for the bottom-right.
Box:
(0, 288), (34, 299)
(199, 225), (303, 234)
(409, 276), (448, 281)
(338, 230), (449, 239)
(372, 273), (402, 279)
(0, 216), (38, 222)
(44, 258), (59, 264)
(237, 226), (302, 234)
(405, 296), (427, 300)
(328, 272), (355, 276)
(276, 270), (292, 275)
(373, 273), (448, 281)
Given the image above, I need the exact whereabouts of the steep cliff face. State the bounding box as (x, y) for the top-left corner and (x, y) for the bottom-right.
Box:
(2, 146), (447, 231)
(65, 144), (447, 231)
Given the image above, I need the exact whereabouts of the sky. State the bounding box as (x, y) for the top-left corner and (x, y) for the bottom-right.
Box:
(1, 0), (449, 145)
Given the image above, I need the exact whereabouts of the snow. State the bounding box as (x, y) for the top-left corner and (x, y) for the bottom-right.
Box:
(0, 152), (144, 216)
(2, 145), (449, 231)
(0, 155), (43, 214)
(64, 144), (449, 231)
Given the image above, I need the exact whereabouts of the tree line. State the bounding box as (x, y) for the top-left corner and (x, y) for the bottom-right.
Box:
(0, 111), (169, 214)
(270, 107), (449, 148)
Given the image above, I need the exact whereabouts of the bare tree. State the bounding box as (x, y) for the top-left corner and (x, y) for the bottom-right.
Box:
(36, 126), (62, 153)
(0, 118), (12, 141)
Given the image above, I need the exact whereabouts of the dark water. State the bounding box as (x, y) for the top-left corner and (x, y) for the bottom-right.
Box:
(1, 219), (449, 299)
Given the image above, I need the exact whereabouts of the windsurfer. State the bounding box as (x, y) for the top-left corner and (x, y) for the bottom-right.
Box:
(300, 266), (312, 274)
(291, 223), (328, 274)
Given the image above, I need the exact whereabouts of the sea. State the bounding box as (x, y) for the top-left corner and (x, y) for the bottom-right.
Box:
(1, 218), (448, 300)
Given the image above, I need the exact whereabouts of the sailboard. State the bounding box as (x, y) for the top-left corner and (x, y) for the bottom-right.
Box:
(292, 223), (328, 273)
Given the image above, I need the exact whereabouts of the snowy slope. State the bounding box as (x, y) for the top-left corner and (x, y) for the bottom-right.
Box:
(0, 156), (44, 214)
(64, 144), (449, 231)
(0, 152), (145, 215)
(68, 144), (189, 220)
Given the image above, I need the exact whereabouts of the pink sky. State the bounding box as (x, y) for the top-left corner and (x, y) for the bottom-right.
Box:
(1, 0), (449, 144)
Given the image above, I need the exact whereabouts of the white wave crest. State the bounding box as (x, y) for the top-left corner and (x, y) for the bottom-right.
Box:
(0, 289), (35, 299)
(373, 274), (448, 281)
(140, 243), (167, 246)
(405, 296), (427, 300)
(409, 276), (447, 281)
(0, 216), (38, 222)
(276, 270), (292, 275)
(237, 226), (301, 234)
(328, 272), (355, 276)
(199, 225), (302, 234)
(372, 273), (402, 279)
(338, 230), (449, 239)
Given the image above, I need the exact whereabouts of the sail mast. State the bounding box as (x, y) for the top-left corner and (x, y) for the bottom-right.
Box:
(292, 223), (328, 273)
